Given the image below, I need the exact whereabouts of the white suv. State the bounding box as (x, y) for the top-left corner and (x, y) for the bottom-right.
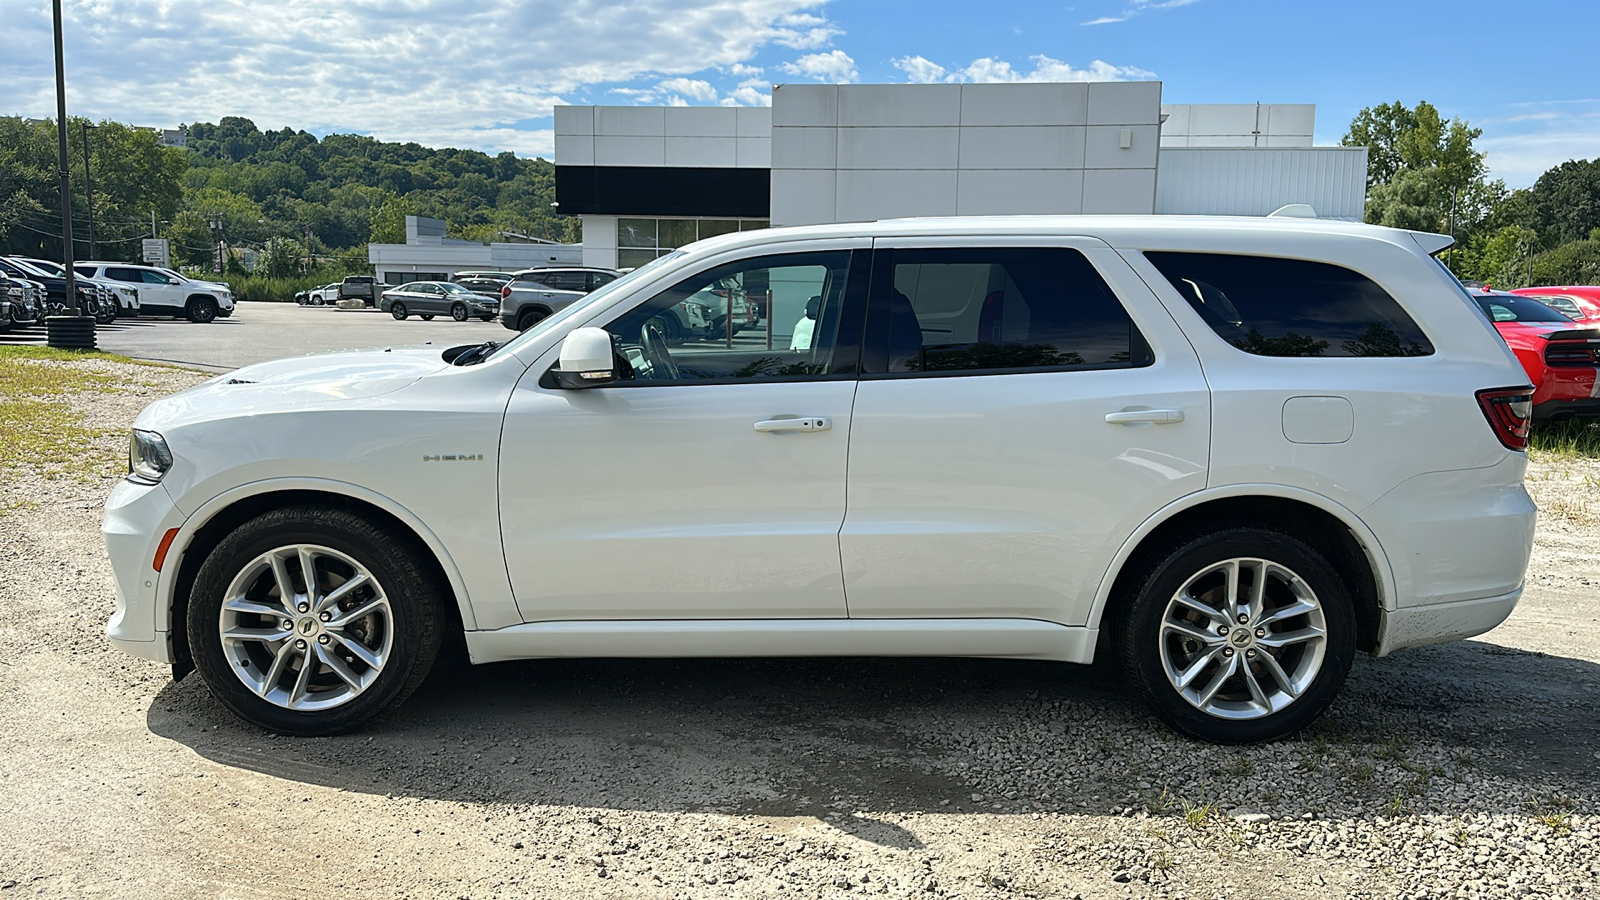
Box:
(76, 262), (235, 322)
(103, 216), (1536, 743)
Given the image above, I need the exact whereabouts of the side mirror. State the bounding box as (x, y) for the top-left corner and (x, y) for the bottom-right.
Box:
(553, 326), (616, 389)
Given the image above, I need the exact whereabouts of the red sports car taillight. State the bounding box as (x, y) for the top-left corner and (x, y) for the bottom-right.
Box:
(1475, 387), (1534, 451)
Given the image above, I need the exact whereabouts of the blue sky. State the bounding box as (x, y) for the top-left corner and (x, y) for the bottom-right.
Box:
(4, 0), (1597, 188)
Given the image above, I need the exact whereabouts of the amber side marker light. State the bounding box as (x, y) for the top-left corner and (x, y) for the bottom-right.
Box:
(152, 528), (180, 572)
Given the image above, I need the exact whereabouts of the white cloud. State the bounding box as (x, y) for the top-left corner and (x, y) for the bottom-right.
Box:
(890, 54), (1155, 85)
(779, 50), (858, 84)
(1, 0), (835, 155)
(720, 78), (774, 107)
(892, 55), (948, 84)
(658, 78), (720, 103)
(1082, 0), (1200, 25)
(1478, 103), (1600, 189)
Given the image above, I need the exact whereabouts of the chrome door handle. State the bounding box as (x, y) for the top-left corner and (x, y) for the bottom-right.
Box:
(1105, 408), (1185, 425)
(754, 417), (832, 433)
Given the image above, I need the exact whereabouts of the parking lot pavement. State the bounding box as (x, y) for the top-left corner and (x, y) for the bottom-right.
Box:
(0, 301), (509, 370)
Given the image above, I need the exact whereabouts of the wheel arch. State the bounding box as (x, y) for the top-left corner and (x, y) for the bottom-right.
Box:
(1089, 486), (1393, 657)
(517, 304), (554, 327)
(160, 479), (476, 676)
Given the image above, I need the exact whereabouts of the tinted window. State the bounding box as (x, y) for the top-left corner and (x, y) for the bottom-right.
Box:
(1474, 294), (1572, 324)
(1528, 295), (1581, 319)
(1145, 252), (1434, 358)
(138, 269), (172, 285)
(589, 272), (617, 291)
(544, 272), (587, 292)
(872, 247), (1150, 375)
(602, 251), (857, 383)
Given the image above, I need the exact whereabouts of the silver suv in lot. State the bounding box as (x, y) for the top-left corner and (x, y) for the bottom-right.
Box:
(499, 266), (620, 332)
(104, 216), (1535, 743)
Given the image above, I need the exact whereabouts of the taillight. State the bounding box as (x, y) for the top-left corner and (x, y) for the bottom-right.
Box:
(1476, 387), (1534, 451)
(501, 284), (511, 299)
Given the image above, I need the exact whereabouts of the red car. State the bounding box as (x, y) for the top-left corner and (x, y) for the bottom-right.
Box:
(1509, 285), (1600, 326)
(1474, 289), (1600, 421)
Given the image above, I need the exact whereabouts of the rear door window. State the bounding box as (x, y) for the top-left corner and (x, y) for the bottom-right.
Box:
(866, 246), (1151, 375)
(1144, 252), (1434, 358)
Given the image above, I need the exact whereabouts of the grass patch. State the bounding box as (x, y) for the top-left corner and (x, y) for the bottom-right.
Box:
(0, 347), (161, 481)
(1529, 419), (1600, 460)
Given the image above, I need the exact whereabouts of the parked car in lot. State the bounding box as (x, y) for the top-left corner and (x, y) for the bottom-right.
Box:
(1472, 287), (1600, 421)
(338, 275), (381, 306)
(75, 262), (234, 322)
(499, 266), (620, 331)
(17, 256), (138, 319)
(296, 284), (341, 306)
(1, 275), (43, 327)
(105, 215), (1536, 744)
(1, 257), (113, 322)
(379, 281), (498, 321)
(1509, 285), (1600, 326)
(451, 271), (514, 287)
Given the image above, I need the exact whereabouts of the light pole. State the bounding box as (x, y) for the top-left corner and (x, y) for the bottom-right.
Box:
(48, 0), (94, 349)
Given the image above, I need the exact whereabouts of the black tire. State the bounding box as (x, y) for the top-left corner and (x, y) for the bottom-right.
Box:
(187, 506), (445, 736)
(187, 296), (217, 323)
(479, 315), (494, 322)
(420, 314), (435, 321)
(450, 302), (469, 322)
(516, 307), (548, 331)
(1116, 526), (1356, 744)
(390, 302), (408, 321)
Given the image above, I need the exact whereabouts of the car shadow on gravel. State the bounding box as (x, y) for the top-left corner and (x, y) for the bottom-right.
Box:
(146, 640), (1598, 837)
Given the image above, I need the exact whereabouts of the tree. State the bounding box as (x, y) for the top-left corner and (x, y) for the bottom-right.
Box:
(368, 194), (412, 245)
(1526, 159), (1600, 245)
(1345, 101), (1500, 258)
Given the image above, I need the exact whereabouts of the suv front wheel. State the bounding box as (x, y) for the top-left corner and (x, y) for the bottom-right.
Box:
(1118, 527), (1355, 744)
(187, 506), (444, 735)
(187, 296), (217, 323)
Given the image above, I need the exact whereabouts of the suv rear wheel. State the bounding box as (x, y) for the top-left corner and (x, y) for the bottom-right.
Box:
(516, 307), (549, 331)
(1118, 527), (1355, 743)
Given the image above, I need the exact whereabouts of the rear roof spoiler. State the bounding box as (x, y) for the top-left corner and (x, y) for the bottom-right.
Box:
(1411, 231), (1455, 256)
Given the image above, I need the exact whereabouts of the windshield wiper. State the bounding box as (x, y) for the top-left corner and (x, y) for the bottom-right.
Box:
(449, 340), (501, 366)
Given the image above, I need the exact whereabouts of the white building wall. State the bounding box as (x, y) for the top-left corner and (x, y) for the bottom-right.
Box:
(770, 82), (1163, 226)
(1159, 104), (1315, 148)
(1155, 147), (1368, 220)
(556, 106), (771, 169)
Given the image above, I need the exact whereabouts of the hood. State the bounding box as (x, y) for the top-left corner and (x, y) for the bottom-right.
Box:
(135, 346), (452, 428)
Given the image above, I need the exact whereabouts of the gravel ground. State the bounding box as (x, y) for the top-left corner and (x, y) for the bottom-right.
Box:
(0, 357), (1595, 899)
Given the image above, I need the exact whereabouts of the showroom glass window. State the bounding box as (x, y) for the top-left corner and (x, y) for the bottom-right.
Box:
(616, 218), (770, 270)
(1144, 252), (1434, 358)
(602, 251), (855, 383)
(869, 246), (1151, 375)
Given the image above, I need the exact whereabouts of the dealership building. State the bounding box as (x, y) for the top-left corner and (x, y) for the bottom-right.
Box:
(554, 81), (1368, 271)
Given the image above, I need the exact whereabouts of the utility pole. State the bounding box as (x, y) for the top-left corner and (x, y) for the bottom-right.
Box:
(81, 121), (96, 259)
(47, 0), (92, 349)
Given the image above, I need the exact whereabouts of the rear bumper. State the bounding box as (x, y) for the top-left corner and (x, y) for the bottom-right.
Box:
(1533, 397), (1600, 421)
(1374, 587), (1521, 656)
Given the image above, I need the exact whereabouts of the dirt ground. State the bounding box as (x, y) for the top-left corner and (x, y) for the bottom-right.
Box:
(1, 358), (1595, 899)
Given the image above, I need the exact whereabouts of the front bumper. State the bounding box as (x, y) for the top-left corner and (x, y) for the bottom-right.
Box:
(102, 478), (187, 664)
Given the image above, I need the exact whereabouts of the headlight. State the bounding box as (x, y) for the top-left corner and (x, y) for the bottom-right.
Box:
(128, 429), (173, 484)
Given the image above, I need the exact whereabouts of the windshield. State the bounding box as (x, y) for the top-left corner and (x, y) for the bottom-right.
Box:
(1475, 293), (1574, 324)
(498, 251), (686, 355)
(6, 258), (54, 278)
(442, 283), (474, 294)
(22, 259), (67, 278)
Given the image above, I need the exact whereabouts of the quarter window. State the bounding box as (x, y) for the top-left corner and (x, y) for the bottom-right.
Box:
(601, 251), (857, 383)
(1144, 252), (1434, 358)
(871, 247), (1151, 375)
